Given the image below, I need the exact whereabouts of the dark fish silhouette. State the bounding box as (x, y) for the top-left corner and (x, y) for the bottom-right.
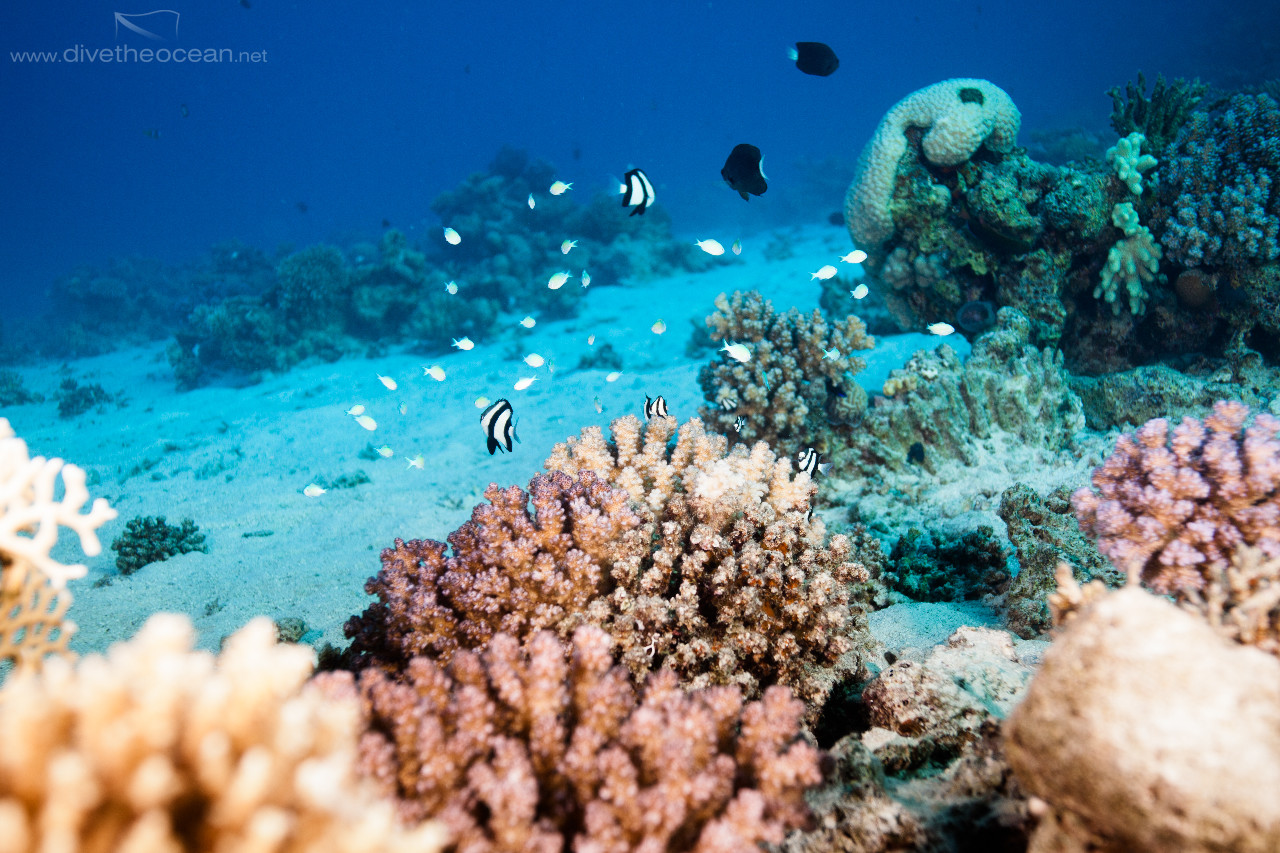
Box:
(790, 42), (839, 76)
(721, 144), (767, 201)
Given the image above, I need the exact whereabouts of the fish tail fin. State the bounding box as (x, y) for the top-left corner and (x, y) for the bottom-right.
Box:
(818, 462), (833, 476)
(787, 46), (798, 61)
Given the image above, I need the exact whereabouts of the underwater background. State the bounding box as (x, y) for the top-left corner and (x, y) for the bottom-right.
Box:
(5, 1), (1280, 851)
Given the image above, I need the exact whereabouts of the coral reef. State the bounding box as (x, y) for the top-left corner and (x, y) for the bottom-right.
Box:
(845, 78), (1022, 246)
(0, 613), (447, 853)
(1072, 400), (1280, 596)
(111, 515), (210, 576)
(1103, 132), (1158, 195)
(348, 417), (876, 713)
(323, 626), (820, 851)
(1183, 545), (1280, 657)
(54, 377), (113, 419)
(882, 526), (1010, 603)
(996, 484), (1122, 639)
(271, 244), (352, 329)
(1107, 72), (1207, 155)
(1005, 583), (1280, 852)
(1153, 91), (1280, 269)
(697, 290), (873, 457)
(0, 370), (42, 407)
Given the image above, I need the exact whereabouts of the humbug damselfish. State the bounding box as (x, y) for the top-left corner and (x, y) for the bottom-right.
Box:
(621, 168), (655, 216)
(480, 398), (520, 454)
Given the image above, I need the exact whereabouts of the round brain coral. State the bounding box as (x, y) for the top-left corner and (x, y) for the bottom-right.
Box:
(845, 78), (1022, 246)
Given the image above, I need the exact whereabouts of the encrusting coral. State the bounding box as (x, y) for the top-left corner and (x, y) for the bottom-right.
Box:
(698, 290), (873, 457)
(318, 625), (821, 852)
(1, 417), (116, 673)
(0, 613), (447, 853)
(346, 415), (874, 714)
(1073, 399), (1280, 597)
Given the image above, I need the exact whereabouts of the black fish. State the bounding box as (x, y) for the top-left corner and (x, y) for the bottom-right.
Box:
(790, 42), (839, 77)
(621, 168), (655, 216)
(721, 144), (767, 201)
(480, 398), (519, 455)
(797, 447), (832, 476)
(644, 394), (669, 420)
(908, 442), (925, 464)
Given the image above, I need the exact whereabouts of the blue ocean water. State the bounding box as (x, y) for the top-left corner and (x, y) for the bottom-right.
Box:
(2, 0), (1276, 319)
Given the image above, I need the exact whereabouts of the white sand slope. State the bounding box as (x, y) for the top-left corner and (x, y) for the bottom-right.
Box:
(5, 223), (968, 656)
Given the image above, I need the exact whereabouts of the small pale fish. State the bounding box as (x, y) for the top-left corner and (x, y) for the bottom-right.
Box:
(519, 315), (536, 328)
(346, 404), (366, 416)
(523, 353), (545, 368)
(797, 447), (833, 477)
(593, 396), (603, 414)
(822, 347), (840, 360)
(376, 445), (394, 458)
(405, 454), (425, 469)
(445, 280), (458, 295)
(851, 283), (869, 299)
(399, 402), (408, 416)
(527, 193), (536, 209)
(514, 376), (538, 391)
(423, 364), (446, 381)
(580, 270), (591, 287)
(561, 239), (577, 254)
(811, 264), (838, 281)
(651, 319), (667, 335)
(354, 414), (378, 431)
(587, 334), (596, 345)
(732, 239), (742, 255)
(549, 180), (573, 195)
(734, 416), (746, 433)
(452, 337), (475, 350)
(377, 374), (397, 390)
(547, 271), (571, 290)
(303, 484), (326, 497)
(605, 371), (621, 382)
(927, 322), (956, 336)
(474, 395), (491, 409)
(696, 238), (725, 256)
(643, 394), (669, 420)
(443, 227), (461, 245)
(720, 341), (751, 363)
(841, 250), (869, 264)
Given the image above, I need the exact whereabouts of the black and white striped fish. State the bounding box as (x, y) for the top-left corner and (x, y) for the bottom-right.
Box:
(621, 168), (655, 216)
(734, 416), (746, 433)
(644, 394), (669, 421)
(479, 398), (520, 455)
(797, 447), (832, 476)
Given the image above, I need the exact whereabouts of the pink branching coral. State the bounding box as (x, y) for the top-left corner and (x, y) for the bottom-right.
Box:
(317, 626), (821, 852)
(343, 469), (644, 671)
(698, 290), (874, 456)
(1073, 400), (1280, 595)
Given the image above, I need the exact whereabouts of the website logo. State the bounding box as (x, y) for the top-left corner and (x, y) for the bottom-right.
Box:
(113, 10), (180, 42)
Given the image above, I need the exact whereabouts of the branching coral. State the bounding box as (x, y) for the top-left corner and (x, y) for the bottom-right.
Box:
(319, 626), (820, 851)
(343, 469), (644, 672)
(0, 614), (447, 853)
(1094, 201), (1162, 315)
(347, 416), (874, 714)
(1107, 72), (1207, 155)
(697, 290), (873, 457)
(111, 515), (210, 575)
(1073, 400), (1280, 596)
(1, 418), (115, 674)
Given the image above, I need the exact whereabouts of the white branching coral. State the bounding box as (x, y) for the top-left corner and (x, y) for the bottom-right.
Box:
(0, 418), (117, 589)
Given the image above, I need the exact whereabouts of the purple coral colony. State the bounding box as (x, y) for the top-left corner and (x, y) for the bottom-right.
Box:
(5, 18), (1280, 853)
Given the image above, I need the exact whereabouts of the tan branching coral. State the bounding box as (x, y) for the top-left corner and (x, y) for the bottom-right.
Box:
(320, 626), (820, 852)
(545, 415), (873, 710)
(1, 417), (117, 674)
(697, 290), (874, 457)
(0, 613), (446, 853)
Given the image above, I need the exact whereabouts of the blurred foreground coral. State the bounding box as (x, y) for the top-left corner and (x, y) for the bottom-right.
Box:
(318, 625), (820, 852)
(0, 614), (447, 853)
(1, 417), (116, 674)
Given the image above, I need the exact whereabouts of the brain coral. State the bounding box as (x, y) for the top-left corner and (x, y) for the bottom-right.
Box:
(845, 78), (1022, 246)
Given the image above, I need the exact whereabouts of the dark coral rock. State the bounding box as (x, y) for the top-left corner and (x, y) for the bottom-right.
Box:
(111, 515), (209, 576)
(576, 341), (623, 371)
(0, 370), (43, 406)
(884, 526), (1010, 603)
(997, 484), (1122, 639)
(55, 378), (113, 419)
(274, 616), (308, 644)
(1108, 72), (1208, 156)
